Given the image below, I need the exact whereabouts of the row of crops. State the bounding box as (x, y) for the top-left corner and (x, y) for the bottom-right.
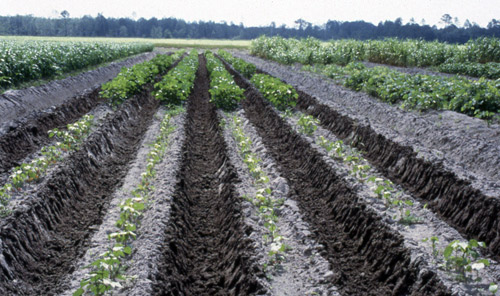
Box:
(0, 40), (154, 89)
(1, 43), (499, 295)
(250, 36), (500, 79)
(215, 51), (499, 295)
(250, 36), (500, 120)
(304, 62), (500, 119)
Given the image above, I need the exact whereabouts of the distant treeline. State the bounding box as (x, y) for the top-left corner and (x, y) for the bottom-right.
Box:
(1, 14), (500, 43)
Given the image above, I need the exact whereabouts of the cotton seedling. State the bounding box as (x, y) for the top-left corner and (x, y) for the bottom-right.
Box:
(230, 114), (289, 273)
(75, 108), (182, 295)
(297, 114), (320, 135)
(443, 239), (490, 282)
(0, 115), (94, 215)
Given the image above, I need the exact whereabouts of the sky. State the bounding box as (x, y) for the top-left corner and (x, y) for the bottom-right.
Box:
(1, 0), (499, 28)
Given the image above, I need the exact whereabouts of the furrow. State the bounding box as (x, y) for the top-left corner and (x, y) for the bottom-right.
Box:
(151, 54), (265, 295)
(0, 86), (159, 295)
(224, 60), (451, 295)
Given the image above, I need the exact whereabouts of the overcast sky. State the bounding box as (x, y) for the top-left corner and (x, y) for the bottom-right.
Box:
(2, 0), (499, 28)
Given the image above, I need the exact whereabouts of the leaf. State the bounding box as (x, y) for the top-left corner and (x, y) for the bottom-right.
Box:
(477, 258), (490, 266)
(443, 245), (453, 258)
(469, 239), (479, 248)
(73, 288), (85, 296)
(489, 284), (498, 293)
(103, 279), (122, 288)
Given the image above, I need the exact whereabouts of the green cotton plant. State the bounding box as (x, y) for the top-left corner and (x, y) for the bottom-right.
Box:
(154, 50), (198, 106)
(443, 239), (491, 282)
(101, 52), (182, 106)
(297, 114), (319, 135)
(437, 61), (500, 80)
(205, 51), (244, 111)
(320, 61), (500, 120)
(0, 115), (94, 216)
(218, 50), (257, 79)
(422, 236), (440, 260)
(217, 50), (236, 64)
(0, 40), (153, 90)
(250, 73), (298, 110)
(250, 36), (500, 70)
(250, 36), (500, 120)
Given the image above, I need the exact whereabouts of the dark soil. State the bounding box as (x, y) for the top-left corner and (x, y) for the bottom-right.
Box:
(233, 53), (499, 194)
(295, 91), (500, 259)
(0, 88), (103, 174)
(0, 52), (183, 178)
(0, 88), (159, 295)
(151, 55), (265, 295)
(222, 57), (452, 296)
(234, 53), (500, 260)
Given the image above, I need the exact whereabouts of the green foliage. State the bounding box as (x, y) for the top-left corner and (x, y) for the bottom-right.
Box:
(254, 37), (500, 118)
(76, 107), (183, 295)
(154, 50), (199, 105)
(316, 62), (500, 120)
(101, 51), (184, 105)
(251, 36), (500, 70)
(437, 62), (500, 80)
(297, 114), (319, 135)
(423, 236), (495, 284)
(101, 61), (157, 105)
(218, 50), (257, 79)
(443, 239), (490, 282)
(462, 37), (500, 64)
(74, 245), (129, 296)
(0, 40), (153, 90)
(205, 51), (244, 111)
(0, 115), (94, 216)
(250, 73), (298, 110)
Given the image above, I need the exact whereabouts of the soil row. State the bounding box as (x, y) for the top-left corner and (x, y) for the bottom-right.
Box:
(0, 52), (155, 125)
(0, 88), (103, 175)
(220, 109), (340, 295)
(222, 57), (451, 295)
(233, 52), (500, 259)
(0, 52), (183, 178)
(150, 54), (265, 295)
(296, 91), (500, 259)
(0, 86), (159, 295)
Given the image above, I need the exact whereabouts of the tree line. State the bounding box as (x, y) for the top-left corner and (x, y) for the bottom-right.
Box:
(1, 13), (499, 43)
